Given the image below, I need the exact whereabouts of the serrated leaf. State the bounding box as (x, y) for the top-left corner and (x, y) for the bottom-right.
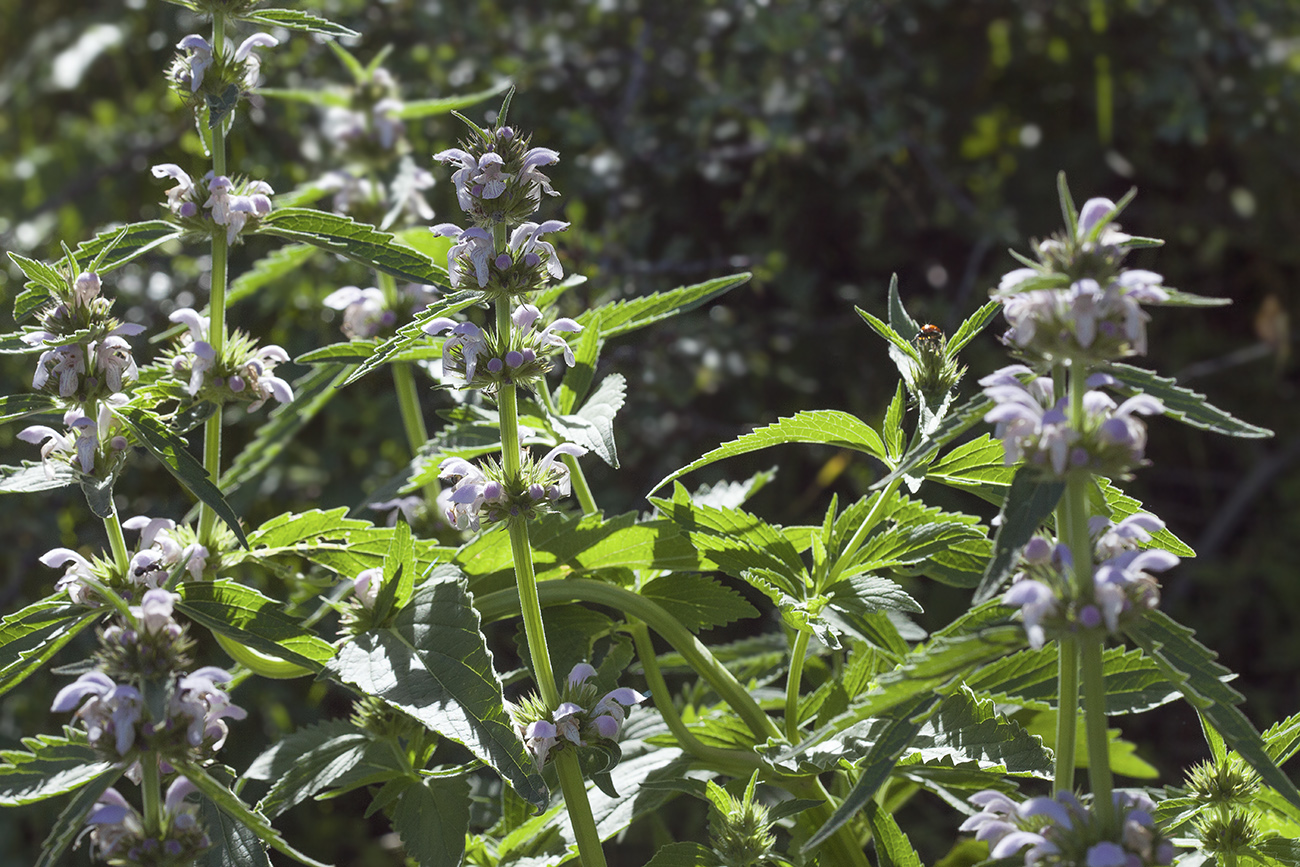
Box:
(325, 567), (548, 808)
(342, 292), (482, 384)
(884, 381), (906, 461)
(246, 720), (395, 818)
(174, 758), (333, 867)
(865, 800), (923, 867)
(0, 730), (113, 806)
(112, 404), (247, 548)
(397, 80), (513, 119)
(887, 274), (921, 338)
(1125, 609), (1300, 810)
(242, 9), (360, 36)
(0, 599), (100, 697)
(642, 842), (716, 867)
(857, 305), (920, 366)
(1264, 712), (1300, 766)
(0, 394), (61, 424)
(198, 789), (273, 867)
(257, 209), (447, 285)
(578, 273), (750, 340)
(227, 243), (318, 307)
(946, 300), (1002, 356)
(236, 508), (450, 579)
(177, 580), (333, 671)
(651, 410), (888, 495)
(827, 574), (922, 617)
(973, 467), (1065, 604)
(371, 518), (415, 623)
(35, 763), (125, 867)
(1093, 477), (1195, 558)
(0, 460), (77, 494)
(924, 433), (1014, 505)
(390, 775), (471, 867)
(550, 373), (624, 468)
(71, 221), (181, 275)
(641, 573), (758, 633)
(8, 252), (66, 295)
(1103, 362), (1272, 439)
(873, 393), (993, 491)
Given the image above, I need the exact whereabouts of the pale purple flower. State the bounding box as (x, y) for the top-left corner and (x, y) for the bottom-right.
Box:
(176, 35), (212, 92)
(438, 457), (495, 530)
(172, 666), (245, 749)
(1094, 513), (1164, 560)
(383, 157), (435, 229)
(39, 547), (98, 604)
(536, 443), (587, 500)
(373, 98), (406, 151)
(432, 223), (493, 288)
(507, 220), (569, 281)
(523, 720), (557, 768)
(18, 424), (76, 479)
(86, 788), (141, 860)
(93, 336), (139, 393)
(31, 344), (86, 397)
(552, 702), (585, 745)
(152, 164), (198, 216)
(368, 496), (423, 527)
(519, 147), (560, 200)
(1003, 579), (1057, 649)
(423, 317), (490, 384)
(320, 169), (380, 215)
(132, 589), (181, 635)
(1086, 842), (1128, 867)
(73, 272), (101, 306)
(324, 286), (391, 339)
(991, 830), (1059, 863)
(472, 152), (509, 199)
(234, 33), (278, 89)
(568, 663), (598, 687)
(52, 671), (142, 755)
(352, 567), (382, 609)
(432, 148), (480, 211)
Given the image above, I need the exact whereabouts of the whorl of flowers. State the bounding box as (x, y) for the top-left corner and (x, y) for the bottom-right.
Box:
(437, 443), (587, 531)
(433, 122), (559, 228)
(431, 219), (569, 298)
(992, 195), (1169, 364)
(85, 778), (211, 865)
(961, 789), (1174, 867)
(423, 303), (581, 393)
(980, 366), (1164, 479)
(321, 157), (435, 230)
(21, 269), (145, 405)
(510, 663), (648, 770)
(168, 31), (278, 101)
(19, 396), (131, 481)
(1003, 514), (1178, 649)
(52, 590), (246, 759)
(151, 165), (274, 244)
(165, 308), (294, 411)
(323, 282), (437, 340)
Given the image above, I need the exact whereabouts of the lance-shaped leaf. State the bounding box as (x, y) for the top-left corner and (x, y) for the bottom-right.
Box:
(651, 410), (888, 495)
(35, 763), (126, 867)
(112, 404), (247, 548)
(177, 581), (333, 672)
(864, 801), (923, 867)
(8, 251), (66, 296)
(872, 392), (993, 491)
(241, 8), (360, 36)
(1103, 361), (1273, 438)
(342, 292), (483, 384)
(578, 273), (750, 340)
(549, 373), (625, 468)
(71, 221), (182, 275)
(973, 466), (1065, 604)
(236, 508), (451, 580)
(0, 461), (78, 494)
(371, 518), (416, 624)
(326, 566), (548, 807)
(924, 433), (1014, 506)
(945, 299), (1002, 356)
(257, 209), (447, 285)
(1092, 477), (1195, 558)
(0, 598), (100, 697)
(397, 80), (513, 119)
(198, 792), (273, 867)
(1125, 609), (1300, 810)
(0, 394), (61, 424)
(172, 757), (333, 867)
(0, 729), (114, 806)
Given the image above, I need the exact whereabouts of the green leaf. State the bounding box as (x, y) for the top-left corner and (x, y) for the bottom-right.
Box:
(111, 404), (248, 548)
(641, 573), (758, 633)
(173, 758), (333, 867)
(0, 394), (61, 424)
(242, 8), (360, 36)
(1125, 609), (1300, 810)
(237, 508), (450, 580)
(883, 381), (906, 461)
(254, 87), (351, 108)
(35, 763), (125, 867)
(397, 80), (513, 119)
(651, 410), (888, 495)
(1159, 288), (1232, 307)
(390, 775), (471, 867)
(342, 293), (483, 384)
(857, 305), (920, 367)
(8, 252), (66, 294)
(371, 518), (416, 624)
(1264, 711), (1300, 766)
(1103, 362), (1273, 439)
(198, 788), (273, 867)
(257, 209), (447, 286)
(0, 730), (114, 806)
(924, 433), (1014, 505)
(0, 599), (100, 697)
(177, 580), (334, 671)
(973, 466), (1065, 604)
(945, 300), (1002, 356)
(72, 221), (182, 274)
(551, 373), (625, 468)
(227, 243), (318, 307)
(887, 273), (922, 338)
(0, 460), (76, 494)
(325, 567), (548, 807)
(1093, 477), (1195, 558)
(865, 801), (923, 867)
(246, 720), (395, 818)
(827, 574), (923, 617)
(873, 393), (993, 492)
(579, 273), (750, 339)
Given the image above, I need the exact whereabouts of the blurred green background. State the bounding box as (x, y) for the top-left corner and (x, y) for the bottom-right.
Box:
(2, 0), (1297, 864)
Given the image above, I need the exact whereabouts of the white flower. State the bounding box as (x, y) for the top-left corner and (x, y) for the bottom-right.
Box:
(152, 164), (199, 217)
(324, 286), (391, 339)
(234, 33), (278, 89)
(39, 547), (98, 604)
(176, 35), (212, 92)
(508, 220), (569, 281)
(431, 223), (493, 288)
(519, 147), (560, 200)
(423, 318), (490, 384)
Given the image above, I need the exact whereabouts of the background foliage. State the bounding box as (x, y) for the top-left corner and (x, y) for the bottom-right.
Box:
(1, 0), (1297, 863)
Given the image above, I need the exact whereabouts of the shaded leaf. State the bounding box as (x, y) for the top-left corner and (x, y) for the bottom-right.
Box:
(1103, 362), (1272, 439)
(0, 730), (113, 806)
(257, 209), (446, 285)
(246, 720), (395, 818)
(973, 467), (1064, 604)
(0, 461), (78, 493)
(390, 775), (471, 867)
(35, 764), (125, 867)
(177, 580), (333, 671)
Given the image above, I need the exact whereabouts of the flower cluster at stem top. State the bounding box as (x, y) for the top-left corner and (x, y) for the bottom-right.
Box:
(433, 122), (559, 228)
(510, 663), (648, 770)
(981, 366), (1164, 479)
(41, 515), (208, 608)
(992, 195), (1170, 365)
(437, 443), (587, 531)
(962, 788), (1174, 867)
(1003, 513), (1178, 649)
(168, 31), (277, 102)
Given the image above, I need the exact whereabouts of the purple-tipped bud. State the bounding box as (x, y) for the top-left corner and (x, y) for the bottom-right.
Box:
(228, 376), (245, 392)
(111, 436), (128, 451)
(529, 483), (545, 500)
(1079, 605), (1102, 629)
(524, 252), (541, 268)
(591, 715), (620, 739)
(521, 348), (536, 363)
(1022, 537), (1052, 563)
(505, 351), (524, 368)
(495, 253), (512, 269)
(498, 126), (514, 140)
(487, 358), (504, 373)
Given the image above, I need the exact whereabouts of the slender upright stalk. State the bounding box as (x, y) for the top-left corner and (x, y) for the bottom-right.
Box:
(1049, 362), (1079, 794)
(103, 503), (131, 578)
(554, 751), (608, 867)
(784, 630), (811, 741)
(141, 757), (162, 835)
(506, 517), (557, 706)
(198, 12), (229, 546)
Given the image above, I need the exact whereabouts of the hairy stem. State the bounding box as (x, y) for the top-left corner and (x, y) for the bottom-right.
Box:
(1054, 637), (1079, 794)
(197, 46), (228, 546)
(141, 756), (162, 835)
(554, 750), (609, 867)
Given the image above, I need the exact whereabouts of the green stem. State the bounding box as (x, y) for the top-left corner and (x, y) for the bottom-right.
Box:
(103, 504), (131, 578)
(784, 630), (811, 741)
(554, 750), (609, 867)
(564, 454), (598, 516)
(1080, 633), (1114, 828)
(827, 475), (901, 588)
(629, 621), (760, 774)
(478, 579), (780, 741)
(507, 518), (558, 707)
(1054, 636), (1079, 794)
(198, 71), (229, 546)
(80, 575), (137, 628)
(141, 755), (162, 835)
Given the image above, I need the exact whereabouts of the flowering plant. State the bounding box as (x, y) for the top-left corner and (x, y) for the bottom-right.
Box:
(1, 5), (1295, 867)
